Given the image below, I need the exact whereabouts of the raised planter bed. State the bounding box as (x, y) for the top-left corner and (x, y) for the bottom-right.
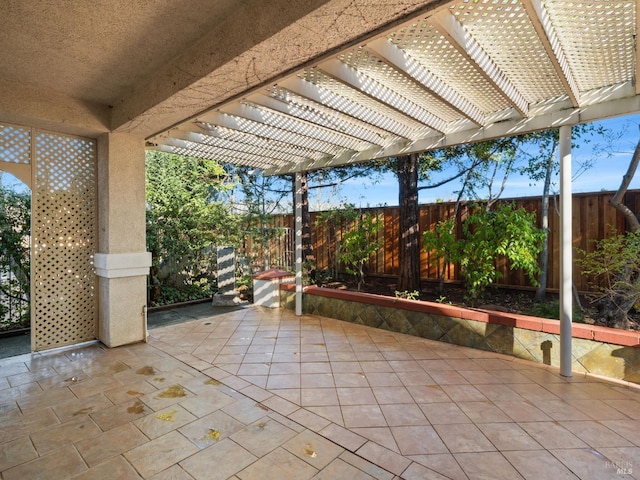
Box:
(280, 284), (640, 385)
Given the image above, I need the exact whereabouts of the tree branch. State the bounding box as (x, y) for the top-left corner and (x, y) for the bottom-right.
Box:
(610, 130), (640, 232)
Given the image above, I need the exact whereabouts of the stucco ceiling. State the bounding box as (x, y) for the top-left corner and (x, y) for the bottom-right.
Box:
(1, 0), (639, 176)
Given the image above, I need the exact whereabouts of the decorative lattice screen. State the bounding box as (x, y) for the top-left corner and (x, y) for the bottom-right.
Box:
(31, 130), (97, 351)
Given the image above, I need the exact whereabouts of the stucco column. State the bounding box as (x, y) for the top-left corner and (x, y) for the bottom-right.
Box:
(95, 133), (151, 347)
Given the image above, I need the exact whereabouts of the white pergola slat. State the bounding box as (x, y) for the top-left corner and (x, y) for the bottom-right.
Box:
(149, 0), (638, 176)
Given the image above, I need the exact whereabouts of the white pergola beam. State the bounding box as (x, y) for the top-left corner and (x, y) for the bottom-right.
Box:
(278, 76), (414, 140)
(159, 128), (308, 165)
(248, 91), (386, 147)
(367, 37), (485, 125)
(241, 94), (377, 150)
(318, 58), (448, 133)
(429, 9), (529, 117)
(522, 0), (580, 107)
(199, 110), (343, 158)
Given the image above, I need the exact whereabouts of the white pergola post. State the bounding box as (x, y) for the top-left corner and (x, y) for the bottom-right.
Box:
(294, 172), (303, 316)
(559, 125), (573, 377)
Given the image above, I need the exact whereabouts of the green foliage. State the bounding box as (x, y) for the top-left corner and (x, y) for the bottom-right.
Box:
(424, 203), (544, 301)
(145, 151), (240, 306)
(460, 204), (544, 300)
(0, 179), (30, 329)
(578, 229), (640, 327)
(395, 290), (420, 300)
(315, 204), (360, 281)
(339, 211), (382, 291)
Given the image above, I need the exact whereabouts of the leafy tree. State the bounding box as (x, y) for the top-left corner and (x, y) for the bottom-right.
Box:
(315, 204), (359, 281)
(425, 203), (544, 301)
(0, 174), (30, 328)
(339, 210), (382, 291)
(579, 229), (640, 329)
(146, 151), (239, 305)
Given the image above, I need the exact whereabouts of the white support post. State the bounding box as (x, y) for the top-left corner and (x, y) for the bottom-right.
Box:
(294, 172), (303, 316)
(559, 125), (573, 377)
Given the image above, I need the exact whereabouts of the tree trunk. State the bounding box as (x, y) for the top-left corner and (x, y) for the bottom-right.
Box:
(610, 134), (640, 233)
(535, 141), (558, 302)
(396, 153), (421, 292)
(293, 172), (316, 283)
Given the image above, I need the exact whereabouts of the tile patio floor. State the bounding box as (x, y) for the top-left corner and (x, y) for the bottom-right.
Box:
(1, 303), (640, 479)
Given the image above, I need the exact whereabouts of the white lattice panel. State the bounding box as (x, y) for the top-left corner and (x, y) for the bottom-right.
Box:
(389, 21), (511, 115)
(451, 0), (566, 104)
(0, 124), (31, 164)
(545, 0), (635, 92)
(32, 131), (97, 351)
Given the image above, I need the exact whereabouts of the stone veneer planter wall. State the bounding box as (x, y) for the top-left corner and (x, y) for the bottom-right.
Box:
(280, 284), (640, 384)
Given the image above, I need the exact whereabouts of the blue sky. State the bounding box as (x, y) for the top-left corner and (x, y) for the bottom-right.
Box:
(308, 113), (640, 210)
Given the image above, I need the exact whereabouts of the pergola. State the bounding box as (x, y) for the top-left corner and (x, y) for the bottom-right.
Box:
(1, 0), (639, 376)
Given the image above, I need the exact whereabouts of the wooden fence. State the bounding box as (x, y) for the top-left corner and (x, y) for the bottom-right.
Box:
(263, 189), (640, 293)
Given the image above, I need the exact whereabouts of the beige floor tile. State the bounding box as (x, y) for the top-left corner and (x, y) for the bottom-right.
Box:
(0, 436), (38, 472)
(31, 416), (102, 455)
(407, 454), (469, 480)
(457, 400), (512, 423)
(551, 448), (627, 479)
(380, 404), (429, 426)
(283, 429), (344, 470)
(319, 423), (367, 451)
(17, 385), (77, 413)
(125, 430), (198, 478)
(260, 394), (299, 416)
(400, 462), (450, 480)
(289, 408), (332, 431)
(559, 420), (633, 448)
(180, 438), (257, 480)
(71, 455), (142, 480)
(134, 404), (197, 439)
(0, 407), (59, 444)
(433, 423), (494, 453)
(300, 373), (335, 389)
(360, 361), (394, 373)
(372, 386), (415, 404)
(334, 373), (369, 388)
(90, 397), (151, 431)
(503, 450), (578, 480)
(454, 452), (524, 480)
(76, 422), (148, 467)
(391, 426), (449, 456)
(407, 385), (451, 403)
(2, 445), (87, 480)
(306, 405), (344, 425)
(493, 400), (552, 422)
(238, 446), (318, 480)
(222, 397), (271, 424)
(476, 422), (542, 451)
(301, 387), (339, 406)
(230, 417), (298, 457)
(301, 362), (332, 374)
(338, 450), (396, 480)
(337, 387), (376, 405)
(420, 402), (471, 425)
(351, 427), (401, 453)
(179, 410), (246, 449)
(179, 388), (236, 417)
(309, 458), (378, 480)
(148, 464), (195, 480)
(518, 421), (588, 450)
(52, 392), (113, 422)
(267, 374), (300, 389)
(356, 441), (412, 476)
(342, 405), (387, 428)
